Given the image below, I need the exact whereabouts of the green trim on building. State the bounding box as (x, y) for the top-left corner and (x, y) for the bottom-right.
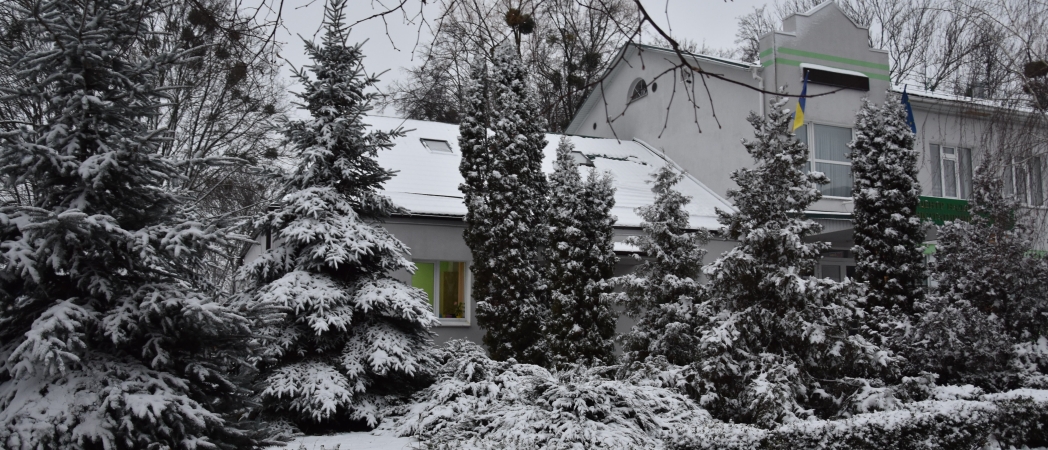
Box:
(763, 57), (891, 81)
(769, 47), (890, 71)
(759, 48), (773, 59)
(917, 196), (969, 225)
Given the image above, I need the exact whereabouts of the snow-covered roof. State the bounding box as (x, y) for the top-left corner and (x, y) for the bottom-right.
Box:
(891, 83), (1039, 115)
(368, 116), (733, 230)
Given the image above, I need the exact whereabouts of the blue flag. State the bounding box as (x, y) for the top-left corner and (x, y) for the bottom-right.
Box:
(901, 85), (917, 134)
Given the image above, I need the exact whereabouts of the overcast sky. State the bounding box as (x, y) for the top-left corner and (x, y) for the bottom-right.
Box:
(252, 0), (768, 113)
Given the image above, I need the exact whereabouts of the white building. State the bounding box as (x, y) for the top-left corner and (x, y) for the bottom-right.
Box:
(246, 2), (1047, 345)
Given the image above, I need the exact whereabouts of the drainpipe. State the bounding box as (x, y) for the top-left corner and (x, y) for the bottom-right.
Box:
(752, 66), (765, 118)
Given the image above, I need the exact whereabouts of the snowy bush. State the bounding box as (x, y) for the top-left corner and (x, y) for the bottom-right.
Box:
(391, 340), (709, 449)
(672, 389), (1048, 450)
(917, 157), (1048, 390)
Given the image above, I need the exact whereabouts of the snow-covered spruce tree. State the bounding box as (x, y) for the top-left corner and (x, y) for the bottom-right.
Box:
(240, 0), (438, 430)
(850, 96), (926, 313)
(542, 137), (618, 368)
(913, 157), (1048, 389)
(693, 97), (897, 427)
(610, 165), (708, 366)
(458, 45), (549, 365)
(0, 0), (269, 448)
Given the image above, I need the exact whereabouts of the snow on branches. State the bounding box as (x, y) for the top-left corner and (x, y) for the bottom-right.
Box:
(692, 97), (898, 427)
(240, 0), (437, 430)
(0, 0), (263, 447)
(542, 137), (618, 368)
(850, 95), (926, 313)
(459, 44), (550, 365)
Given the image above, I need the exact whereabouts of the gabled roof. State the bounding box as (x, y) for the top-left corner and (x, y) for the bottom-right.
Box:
(369, 116), (733, 230)
(565, 43), (755, 134)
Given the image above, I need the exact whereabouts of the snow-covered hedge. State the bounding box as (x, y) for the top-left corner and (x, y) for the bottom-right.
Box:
(671, 389), (1048, 450)
(389, 340), (708, 449)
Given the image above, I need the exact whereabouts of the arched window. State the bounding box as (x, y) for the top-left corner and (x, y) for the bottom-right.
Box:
(628, 78), (648, 102)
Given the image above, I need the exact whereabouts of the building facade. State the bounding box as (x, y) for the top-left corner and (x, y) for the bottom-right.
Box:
(245, 2), (1047, 345)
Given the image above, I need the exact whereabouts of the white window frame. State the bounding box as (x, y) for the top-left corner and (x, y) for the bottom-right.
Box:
(799, 122), (854, 199)
(412, 260), (471, 327)
(1004, 155), (1046, 207)
(928, 144), (972, 200)
(420, 139), (455, 154)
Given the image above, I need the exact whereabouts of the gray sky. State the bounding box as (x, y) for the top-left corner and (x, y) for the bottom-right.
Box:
(253, 0), (767, 111)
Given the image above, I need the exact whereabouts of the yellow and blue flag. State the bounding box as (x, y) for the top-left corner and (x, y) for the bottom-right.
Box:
(792, 71), (808, 131)
(901, 85), (917, 134)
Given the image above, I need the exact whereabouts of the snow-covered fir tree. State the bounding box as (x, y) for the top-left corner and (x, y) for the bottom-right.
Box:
(850, 96), (926, 313)
(240, 0), (438, 430)
(458, 45), (549, 365)
(693, 98), (897, 427)
(542, 137), (618, 368)
(611, 166), (708, 366)
(913, 157), (1048, 388)
(0, 0), (268, 447)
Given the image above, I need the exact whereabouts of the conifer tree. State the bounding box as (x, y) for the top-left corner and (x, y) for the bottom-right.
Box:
(850, 96), (926, 313)
(0, 0), (267, 447)
(459, 45), (549, 364)
(240, 0), (438, 429)
(611, 166), (708, 366)
(543, 137), (618, 367)
(914, 158), (1048, 388)
(693, 98), (897, 427)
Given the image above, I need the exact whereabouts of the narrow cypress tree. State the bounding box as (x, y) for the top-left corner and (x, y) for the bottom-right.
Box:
(611, 166), (708, 366)
(850, 96), (926, 313)
(241, 0), (437, 429)
(543, 137), (618, 367)
(694, 98), (897, 427)
(459, 45), (549, 364)
(0, 0), (264, 447)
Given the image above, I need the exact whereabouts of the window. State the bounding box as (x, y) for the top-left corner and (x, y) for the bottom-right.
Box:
(929, 144), (972, 199)
(802, 65), (870, 91)
(411, 261), (469, 324)
(421, 139), (453, 154)
(628, 78), (648, 102)
(570, 151), (594, 167)
(799, 124), (853, 197)
(819, 250), (855, 282)
(1004, 156), (1046, 206)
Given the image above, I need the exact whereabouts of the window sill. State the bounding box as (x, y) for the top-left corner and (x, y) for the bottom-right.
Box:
(435, 319), (471, 327)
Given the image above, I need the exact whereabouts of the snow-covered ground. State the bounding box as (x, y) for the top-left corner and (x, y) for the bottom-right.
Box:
(268, 430), (416, 450)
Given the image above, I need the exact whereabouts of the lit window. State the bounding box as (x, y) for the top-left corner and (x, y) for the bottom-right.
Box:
(800, 124), (853, 197)
(421, 139), (453, 154)
(628, 78), (648, 102)
(1004, 156), (1045, 206)
(411, 261), (468, 323)
(929, 144), (973, 199)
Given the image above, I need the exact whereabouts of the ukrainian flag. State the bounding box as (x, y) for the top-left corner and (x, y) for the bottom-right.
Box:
(792, 72), (809, 131)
